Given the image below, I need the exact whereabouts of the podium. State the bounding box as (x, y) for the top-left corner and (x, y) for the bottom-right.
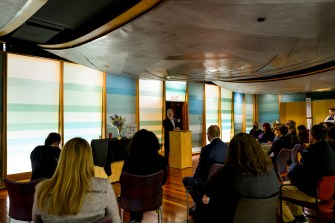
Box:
(169, 131), (192, 169)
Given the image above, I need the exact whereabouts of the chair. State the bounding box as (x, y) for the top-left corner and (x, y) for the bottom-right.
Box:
(186, 163), (224, 221)
(280, 175), (335, 222)
(290, 144), (302, 164)
(93, 215), (113, 223)
(276, 148), (292, 182)
(3, 178), (45, 222)
(233, 193), (278, 223)
(119, 170), (164, 223)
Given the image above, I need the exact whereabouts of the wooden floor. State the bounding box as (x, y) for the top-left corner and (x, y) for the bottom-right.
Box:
(0, 154), (332, 223)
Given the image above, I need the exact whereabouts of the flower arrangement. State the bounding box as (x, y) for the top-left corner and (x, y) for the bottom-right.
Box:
(110, 114), (126, 132)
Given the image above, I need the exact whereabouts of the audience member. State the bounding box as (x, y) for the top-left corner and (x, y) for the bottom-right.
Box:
(324, 107), (335, 123)
(163, 109), (180, 163)
(30, 132), (61, 180)
(182, 125), (228, 215)
(122, 129), (168, 223)
(287, 123), (299, 148)
(258, 122), (275, 143)
(249, 121), (263, 138)
(281, 125), (335, 223)
(33, 137), (121, 223)
(268, 125), (291, 169)
(297, 125), (309, 144)
(322, 121), (335, 129)
(272, 120), (279, 131)
(327, 126), (335, 152)
(201, 133), (279, 223)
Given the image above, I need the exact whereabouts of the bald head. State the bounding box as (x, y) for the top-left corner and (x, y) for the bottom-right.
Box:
(207, 125), (220, 141)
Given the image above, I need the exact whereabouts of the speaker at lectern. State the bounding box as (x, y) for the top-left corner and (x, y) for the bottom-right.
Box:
(169, 130), (192, 169)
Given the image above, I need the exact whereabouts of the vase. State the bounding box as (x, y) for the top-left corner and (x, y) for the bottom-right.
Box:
(117, 127), (122, 140)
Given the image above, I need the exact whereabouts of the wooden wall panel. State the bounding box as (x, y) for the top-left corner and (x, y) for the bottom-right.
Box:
(312, 99), (335, 125)
(280, 102), (306, 126)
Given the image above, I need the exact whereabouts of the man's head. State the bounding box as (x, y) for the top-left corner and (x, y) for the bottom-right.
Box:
(45, 132), (61, 146)
(167, 109), (174, 119)
(207, 125), (220, 142)
(327, 126), (335, 142)
(328, 108), (335, 116)
(309, 124), (327, 144)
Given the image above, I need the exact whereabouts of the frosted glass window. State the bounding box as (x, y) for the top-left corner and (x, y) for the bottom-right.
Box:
(188, 83), (204, 148)
(7, 54), (60, 174)
(245, 94), (254, 133)
(106, 74), (136, 137)
(63, 62), (103, 143)
(205, 85), (219, 144)
(139, 79), (163, 142)
(221, 88), (232, 142)
(234, 93), (244, 134)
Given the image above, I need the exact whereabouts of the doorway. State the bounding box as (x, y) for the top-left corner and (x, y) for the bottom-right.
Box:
(166, 101), (185, 130)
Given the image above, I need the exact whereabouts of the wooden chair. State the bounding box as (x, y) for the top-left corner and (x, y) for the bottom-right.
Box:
(119, 170), (164, 223)
(3, 178), (45, 223)
(280, 175), (335, 222)
(290, 144), (302, 164)
(233, 193), (278, 223)
(186, 163), (224, 221)
(276, 148), (292, 182)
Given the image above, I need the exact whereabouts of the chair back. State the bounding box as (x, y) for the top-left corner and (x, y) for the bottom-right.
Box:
(3, 178), (45, 221)
(93, 215), (113, 223)
(276, 148), (291, 173)
(233, 194), (278, 223)
(207, 163), (224, 180)
(317, 175), (335, 201)
(290, 144), (301, 164)
(119, 170), (164, 213)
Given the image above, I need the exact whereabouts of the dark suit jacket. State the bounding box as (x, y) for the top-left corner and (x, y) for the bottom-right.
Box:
(288, 140), (335, 196)
(163, 118), (180, 146)
(30, 145), (61, 180)
(193, 138), (228, 187)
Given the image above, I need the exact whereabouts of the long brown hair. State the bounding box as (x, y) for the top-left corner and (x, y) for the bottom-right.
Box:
(35, 137), (95, 215)
(225, 133), (273, 176)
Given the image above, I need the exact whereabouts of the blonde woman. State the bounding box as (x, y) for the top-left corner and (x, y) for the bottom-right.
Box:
(32, 137), (121, 223)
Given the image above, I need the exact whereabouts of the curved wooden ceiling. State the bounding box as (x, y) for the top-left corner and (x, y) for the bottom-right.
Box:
(1, 0), (335, 94)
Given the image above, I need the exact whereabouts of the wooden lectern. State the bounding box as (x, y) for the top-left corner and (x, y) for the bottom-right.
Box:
(169, 130), (192, 169)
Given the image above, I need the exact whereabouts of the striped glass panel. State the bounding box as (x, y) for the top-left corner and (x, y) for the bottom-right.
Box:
(257, 94), (279, 126)
(245, 94), (254, 133)
(205, 85), (219, 144)
(166, 81), (186, 102)
(234, 92), (244, 134)
(221, 88), (232, 142)
(139, 80), (163, 142)
(106, 74), (136, 137)
(188, 82), (204, 148)
(7, 53), (60, 174)
(63, 62), (103, 143)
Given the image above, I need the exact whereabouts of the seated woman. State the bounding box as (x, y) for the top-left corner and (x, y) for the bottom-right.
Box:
(258, 122), (275, 143)
(268, 125), (291, 169)
(33, 137), (121, 223)
(287, 123), (299, 148)
(249, 121), (263, 139)
(201, 133), (279, 223)
(122, 129), (168, 223)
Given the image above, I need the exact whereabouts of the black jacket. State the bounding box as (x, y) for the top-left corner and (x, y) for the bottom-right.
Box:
(30, 145), (61, 180)
(288, 140), (335, 196)
(193, 138), (228, 187)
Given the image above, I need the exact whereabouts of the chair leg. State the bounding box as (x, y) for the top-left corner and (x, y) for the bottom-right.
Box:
(120, 208), (124, 223)
(157, 206), (162, 223)
(186, 190), (189, 222)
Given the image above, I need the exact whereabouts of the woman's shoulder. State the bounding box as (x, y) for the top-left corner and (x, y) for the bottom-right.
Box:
(90, 177), (110, 192)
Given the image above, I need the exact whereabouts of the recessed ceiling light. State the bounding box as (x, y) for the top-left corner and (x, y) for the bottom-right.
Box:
(257, 17), (266, 22)
(313, 88), (332, 92)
